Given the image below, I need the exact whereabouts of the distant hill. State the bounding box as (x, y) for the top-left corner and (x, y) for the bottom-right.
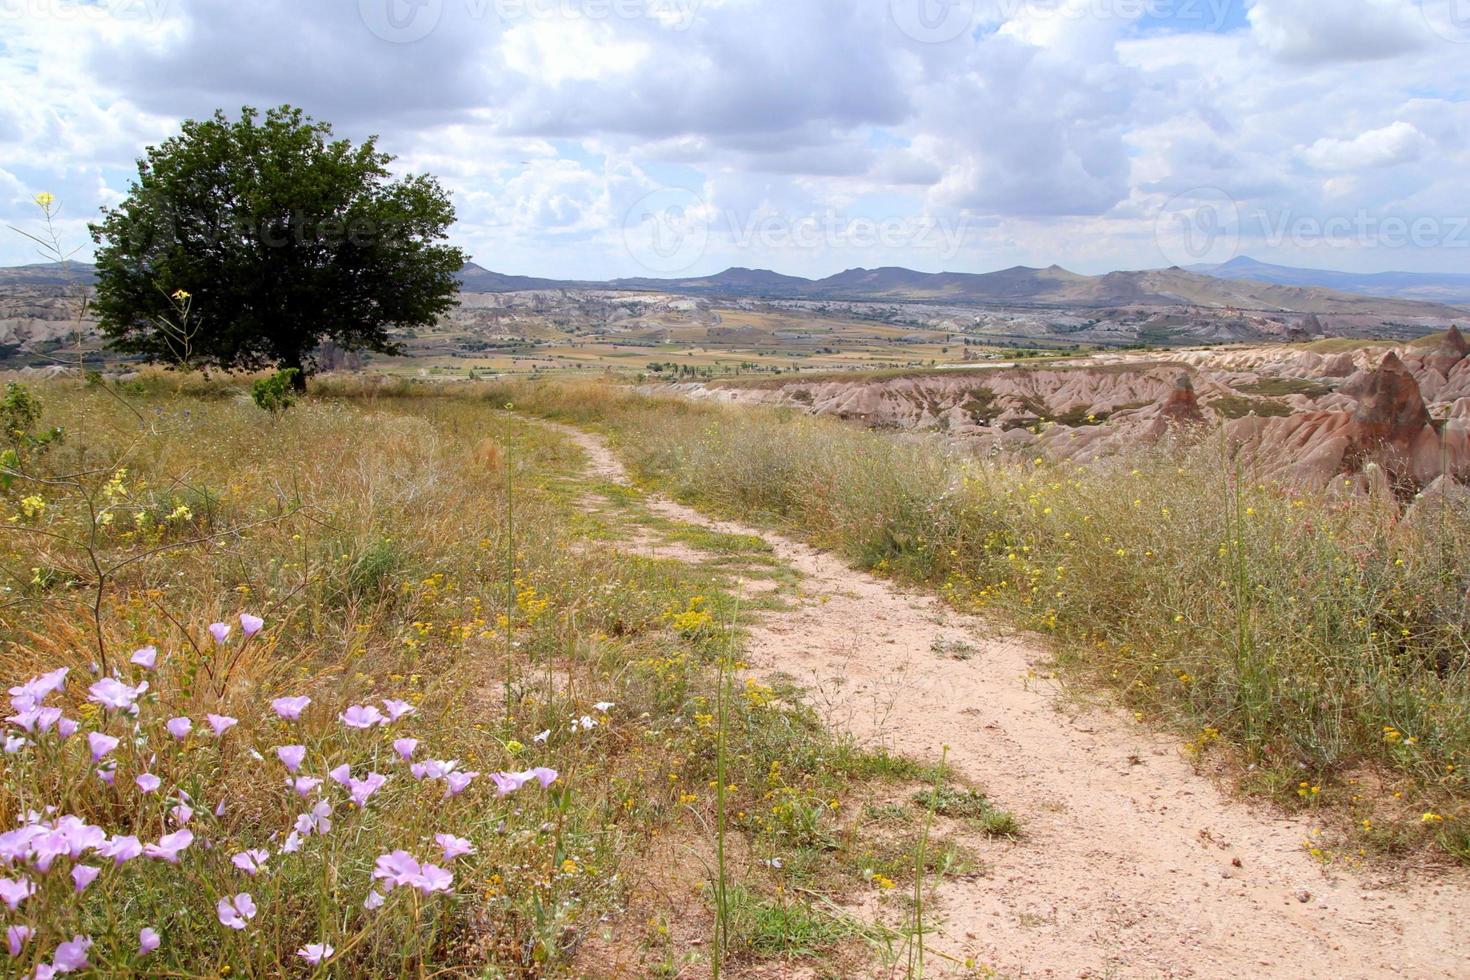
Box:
(453, 262), (582, 292)
(0, 262), (97, 287)
(1186, 256), (1470, 305)
(3, 259), (1464, 318)
(611, 263), (1461, 316)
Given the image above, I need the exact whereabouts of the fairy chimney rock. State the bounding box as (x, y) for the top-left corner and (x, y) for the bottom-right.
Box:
(1160, 373), (1205, 424)
(1428, 324), (1470, 375)
(1352, 352), (1430, 448)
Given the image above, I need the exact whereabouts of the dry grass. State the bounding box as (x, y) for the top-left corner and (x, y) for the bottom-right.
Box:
(489, 377), (1470, 861)
(0, 374), (933, 976)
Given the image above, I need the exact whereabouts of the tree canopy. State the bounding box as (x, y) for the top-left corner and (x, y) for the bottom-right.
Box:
(89, 105), (465, 389)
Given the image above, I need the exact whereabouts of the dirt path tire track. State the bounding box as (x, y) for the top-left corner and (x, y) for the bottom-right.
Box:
(549, 420), (1470, 979)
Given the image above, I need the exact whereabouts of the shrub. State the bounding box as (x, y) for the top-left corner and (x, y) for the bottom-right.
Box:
(251, 369), (300, 415)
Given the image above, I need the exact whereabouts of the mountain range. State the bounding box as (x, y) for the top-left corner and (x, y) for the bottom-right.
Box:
(1185, 256), (1470, 305)
(460, 261), (1465, 317)
(4, 259), (1467, 318)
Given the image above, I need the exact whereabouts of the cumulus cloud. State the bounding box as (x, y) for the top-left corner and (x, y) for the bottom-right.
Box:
(1, 0), (1467, 274)
(1247, 0), (1427, 64)
(1302, 122), (1431, 172)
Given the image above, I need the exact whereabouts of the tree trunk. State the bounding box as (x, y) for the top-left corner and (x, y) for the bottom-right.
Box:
(282, 351), (308, 393)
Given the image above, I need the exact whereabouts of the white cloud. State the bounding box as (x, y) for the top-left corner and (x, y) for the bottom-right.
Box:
(1247, 0), (1426, 64)
(1302, 122), (1430, 172)
(0, 0), (1467, 275)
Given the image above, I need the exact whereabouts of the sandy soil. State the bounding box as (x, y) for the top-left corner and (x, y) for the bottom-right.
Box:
(549, 420), (1470, 979)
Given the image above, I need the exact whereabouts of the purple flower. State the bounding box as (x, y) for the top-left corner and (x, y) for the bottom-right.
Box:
(57, 717), (78, 738)
(136, 773), (161, 794)
(363, 890), (385, 910)
(294, 801), (332, 837)
(165, 716), (192, 739)
(488, 772), (521, 796)
(372, 850), (420, 892)
(393, 737), (419, 761)
(270, 696), (311, 720)
(275, 744), (306, 773)
(51, 934), (92, 972)
(435, 833), (475, 861)
(328, 763), (352, 786)
(89, 677), (148, 712)
(130, 646), (158, 670)
(206, 714), (238, 737)
(170, 803), (193, 826)
(297, 943), (334, 965)
(382, 698), (415, 721)
(97, 835), (142, 865)
(143, 829), (193, 863)
(231, 849), (269, 876)
(71, 865), (100, 893)
(240, 613), (264, 636)
(6, 925), (31, 957)
(339, 704), (384, 729)
(7, 706), (61, 733)
(98, 766), (116, 786)
(8, 667), (67, 712)
(87, 732), (119, 762)
(208, 622), (231, 644)
(527, 766), (559, 788)
(2, 735), (24, 754)
(289, 776), (323, 797)
(348, 772), (388, 807)
(414, 863), (454, 895)
(0, 877), (34, 911)
(444, 770), (479, 797)
(411, 758), (459, 781)
(216, 892), (256, 930)
(138, 928), (160, 955)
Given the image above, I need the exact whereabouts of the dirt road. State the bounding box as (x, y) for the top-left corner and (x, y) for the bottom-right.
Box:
(553, 420), (1470, 979)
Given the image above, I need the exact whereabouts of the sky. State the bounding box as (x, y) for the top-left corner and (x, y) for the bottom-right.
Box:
(1, 0), (1468, 279)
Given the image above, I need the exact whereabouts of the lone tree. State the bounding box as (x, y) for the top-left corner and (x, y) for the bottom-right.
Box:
(90, 105), (465, 390)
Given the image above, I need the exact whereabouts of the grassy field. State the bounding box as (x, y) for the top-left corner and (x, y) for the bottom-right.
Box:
(490, 378), (1470, 864)
(0, 375), (967, 977)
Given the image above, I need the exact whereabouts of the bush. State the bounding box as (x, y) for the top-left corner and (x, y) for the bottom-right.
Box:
(251, 369), (300, 415)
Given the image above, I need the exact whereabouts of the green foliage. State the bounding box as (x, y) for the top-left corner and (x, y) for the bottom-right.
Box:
(1212, 395), (1292, 419)
(250, 368), (300, 415)
(716, 886), (857, 961)
(89, 105), (466, 389)
(0, 383), (63, 488)
(346, 537), (405, 601)
(2, 381), (43, 447)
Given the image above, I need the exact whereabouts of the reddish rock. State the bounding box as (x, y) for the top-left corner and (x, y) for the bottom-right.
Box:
(1427, 324), (1469, 376)
(1159, 373), (1205, 424)
(1349, 352), (1430, 455)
